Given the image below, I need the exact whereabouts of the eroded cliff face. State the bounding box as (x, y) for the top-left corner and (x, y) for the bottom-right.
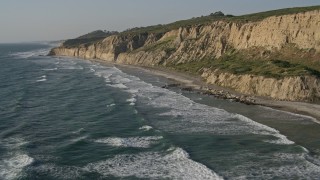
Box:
(202, 69), (320, 101)
(49, 10), (320, 102)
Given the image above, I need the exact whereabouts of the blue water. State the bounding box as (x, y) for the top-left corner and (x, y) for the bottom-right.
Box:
(1, 43), (320, 179)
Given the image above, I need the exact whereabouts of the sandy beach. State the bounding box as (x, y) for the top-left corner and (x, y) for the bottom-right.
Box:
(85, 58), (320, 123)
(113, 63), (320, 123)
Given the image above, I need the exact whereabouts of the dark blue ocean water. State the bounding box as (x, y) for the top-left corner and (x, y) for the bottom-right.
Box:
(1, 43), (320, 179)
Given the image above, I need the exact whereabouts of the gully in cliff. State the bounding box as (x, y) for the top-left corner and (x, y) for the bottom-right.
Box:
(49, 6), (320, 120)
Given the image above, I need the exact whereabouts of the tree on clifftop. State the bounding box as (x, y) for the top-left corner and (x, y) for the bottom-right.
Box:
(210, 11), (225, 16)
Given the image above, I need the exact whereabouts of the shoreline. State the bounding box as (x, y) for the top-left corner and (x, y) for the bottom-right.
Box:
(79, 58), (320, 123)
(115, 63), (320, 123)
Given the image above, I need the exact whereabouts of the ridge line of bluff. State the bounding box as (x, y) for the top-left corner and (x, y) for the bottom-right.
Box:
(49, 10), (320, 102)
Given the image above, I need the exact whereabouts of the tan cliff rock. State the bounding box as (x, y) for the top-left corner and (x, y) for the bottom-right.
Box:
(201, 69), (320, 102)
(49, 10), (320, 102)
(50, 10), (320, 62)
(229, 10), (320, 51)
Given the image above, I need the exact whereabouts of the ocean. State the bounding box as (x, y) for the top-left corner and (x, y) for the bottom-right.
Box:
(1, 43), (320, 179)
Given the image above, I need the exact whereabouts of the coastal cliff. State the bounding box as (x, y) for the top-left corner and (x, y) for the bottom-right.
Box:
(202, 69), (320, 101)
(49, 7), (320, 102)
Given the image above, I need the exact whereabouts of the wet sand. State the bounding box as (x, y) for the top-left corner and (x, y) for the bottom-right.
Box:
(127, 65), (320, 123)
(91, 59), (320, 123)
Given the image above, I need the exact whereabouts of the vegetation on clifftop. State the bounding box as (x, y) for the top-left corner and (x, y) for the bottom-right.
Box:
(120, 5), (320, 36)
(62, 6), (320, 47)
(169, 47), (320, 78)
(62, 30), (118, 48)
(58, 6), (320, 79)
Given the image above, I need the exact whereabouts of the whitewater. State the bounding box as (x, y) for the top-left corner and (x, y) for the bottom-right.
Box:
(0, 43), (320, 179)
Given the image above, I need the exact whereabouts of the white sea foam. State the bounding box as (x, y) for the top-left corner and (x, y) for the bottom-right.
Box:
(0, 137), (32, 180)
(71, 128), (85, 134)
(233, 114), (295, 145)
(85, 147), (223, 179)
(88, 63), (320, 178)
(94, 71), (112, 82)
(107, 103), (116, 108)
(30, 149), (320, 179)
(94, 136), (163, 148)
(55, 59), (84, 70)
(36, 75), (47, 82)
(0, 154), (34, 180)
(263, 138), (295, 145)
(139, 125), (153, 131)
(42, 68), (57, 71)
(300, 146), (309, 153)
(110, 75), (132, 84)
(89, 67), (95, 72)
(90, 65), (296, 145)
(36, 79), (47, 82)
(59, 66), (84, 70)
(126, 97), (136, 105)
(107, 83), (128, 89)
(10, 48), (49, 59)
(30, 148), (222, 179)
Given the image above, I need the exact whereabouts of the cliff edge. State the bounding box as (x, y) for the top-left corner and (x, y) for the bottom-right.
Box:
(49, 6), (320, 102)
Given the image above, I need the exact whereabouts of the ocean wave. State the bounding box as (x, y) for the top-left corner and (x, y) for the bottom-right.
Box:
(71, 128), (85, 134)
(90, 65), (296, 145)
(85, 147), (223, 179)
(86, 61), (320, 178)
(106, 103), (116, 108)
(126, 96), (136, 106)
(36, 75), (47, 82)
(107, 83), (127, 89)
(0, 137), (33, 180)
(59, 66), (84, 70)
(42, 68), (57, 71)
(139, 125), (153, 131)
(0, 154), (34, 180)
(55, 59), (84, 70)
(94, 136), (163, 148)
(89, 67), (95, 72)
(28, 149), (320, 179)
(29, 147), (222, 179)
(110, 75), (132, 84)
(233, 114), (295, 145)
(10, 48), (50, 59)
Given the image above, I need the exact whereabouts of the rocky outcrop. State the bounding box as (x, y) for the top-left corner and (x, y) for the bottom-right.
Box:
(49, 10), (320, 102)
